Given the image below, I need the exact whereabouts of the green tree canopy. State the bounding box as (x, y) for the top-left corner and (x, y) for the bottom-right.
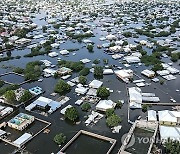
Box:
(94, 66), (103, 76)
(54, 133), (66, 145)
(4, 90), (16, 103)
(105, 108), (115, 117)
(79, 76), (87, 85)
(81, 103), (91, 112)
(65, 107), (79, 122)
(20, 90), (32, 102)
(97, 87), (110, 99)
(106, 114), (121, 127)
(54, 80), (71, 95)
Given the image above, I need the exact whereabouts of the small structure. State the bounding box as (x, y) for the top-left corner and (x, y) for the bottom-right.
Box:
(158, 110), (180, 126)
(128, 87), (142, 109)
(75, 86), (88, 95)
(89, 80), (103, 89)
(43, 68), (57, 76)
(60, 50), (69, 55)
(124, 56), (140, 63)
(60, 105), (72, 115)
(8, 113), (35, 131)
(29, 86), (43, 95)
(85, 111), (103, 126)
(96, 100), (116, 112)
(13, 133), (32, 148)
(115, 69), (133, 83)
(103, 69), (114, 75)
(148, 110), (157, 121)
(57, 67), (72, 76)
(48, 52), (58, 57)
(159, 125), (180, 143)
(26, 96), (64, 114)
(0, 106), (13, 119)
(141, 69), (155, 78)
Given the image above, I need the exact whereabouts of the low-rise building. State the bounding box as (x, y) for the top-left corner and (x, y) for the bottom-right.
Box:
(8, 113), (35, 131)
(158, 110), (180, 126)
(115, 69), (133, 83)
(141, 69), (155, 78)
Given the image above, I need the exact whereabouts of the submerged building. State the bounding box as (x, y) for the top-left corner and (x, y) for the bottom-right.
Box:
(8, 113), (35, 131)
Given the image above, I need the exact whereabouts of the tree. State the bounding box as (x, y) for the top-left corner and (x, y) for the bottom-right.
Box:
(106, 114), (121, 127)
(171, 53), (179, 62)
(105, 108), (115, 117)
(6, 51), (12, 57)
(0, 80), (4, 88)
(87, 44), (93, 52)
(79, 76), (87, 85)
(79, 67), (90, 76)
(54, 80), (71, 95)
(164, 138), (180, 154)
(4, 90), (16, 103)
(142, 104), (148, 112)
(93, 59), (100, 64)
(65, 107), (79, 122)
(20, 90), (32, 102)
(13, 67), (24, 74)
(81, 103), (91, 112)
(54, 133), (66, 145)
(160, 80), (164, 85)
(94, 66), (103, 76)
(103, 59), (109, 65)
(152, 63), (163, 72)
(116, 100), (123, 109)
(97, 87), (110, 99)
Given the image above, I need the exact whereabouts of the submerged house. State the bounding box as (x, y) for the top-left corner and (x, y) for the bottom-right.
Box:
(115, 69), (133, 83)
(8, 113), (35, 131)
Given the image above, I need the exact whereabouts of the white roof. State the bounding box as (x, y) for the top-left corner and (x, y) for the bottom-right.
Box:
(80, 58), (91, 64)
(96, 100), (116, 111)
(103, 69), (114, 75)
(141, 69), (155, 77)
(158, 110), (179, 123)
(157, 70), (170, 76)
(148, 110), (157, 121)
(128, 87), (142, 109)
(115, 69), (133, 78)
(162, 74), (176, 80)
(89, 80), (103, 89)
(87, 88), (97, 96)
(160, 125), (180, 142)
(0, 129), (6, 137)
(75, 87), (88, 95)
(124, 56), (140, 63)
(59, 50), (69, 55)
(43, 68), (57, 75)
(75, 100), (83, 105)
(60, 105), (72, 115)
(13, 133), (32, 147)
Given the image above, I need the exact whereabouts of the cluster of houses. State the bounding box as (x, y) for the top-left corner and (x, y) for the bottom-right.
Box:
(148, 109), (180, 143)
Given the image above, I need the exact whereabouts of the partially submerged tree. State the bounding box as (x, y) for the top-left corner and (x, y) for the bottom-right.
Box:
(106, 114), (121, 127)
(65, 107), (79, 122)
(54, 133), (66, 145)
(54, 80), (71, 95)
(97, 87), (110, 99)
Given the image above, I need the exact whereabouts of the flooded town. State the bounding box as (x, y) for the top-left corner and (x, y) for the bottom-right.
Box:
(0, 0), (180, 154)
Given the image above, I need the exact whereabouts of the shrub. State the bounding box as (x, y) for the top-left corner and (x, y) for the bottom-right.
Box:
(65, 107), (79, 122)
(54, 80), (71, 95)
(97, 87), (110, 99)
(54, 133), (66, 145)
(79, 76), (87, 85)
(81, 103), (91, 112)
(106, 114), (121, 127)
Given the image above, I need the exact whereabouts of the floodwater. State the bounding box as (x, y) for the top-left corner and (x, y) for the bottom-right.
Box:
(0, 4), (180, 154)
